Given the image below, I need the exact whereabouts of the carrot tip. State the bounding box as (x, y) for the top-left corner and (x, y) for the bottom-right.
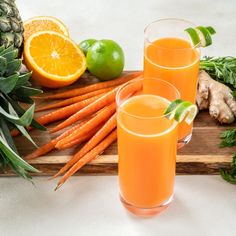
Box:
(48, 176), (55, 181)
(54, 183), (63, 191)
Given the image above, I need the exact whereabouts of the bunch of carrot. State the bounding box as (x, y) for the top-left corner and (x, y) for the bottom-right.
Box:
(20, 72), (142, 190)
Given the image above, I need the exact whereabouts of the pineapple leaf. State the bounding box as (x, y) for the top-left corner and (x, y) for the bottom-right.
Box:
(0, 45), (14, 55)
(0, 136), (39, 173)
(14, 96), (34, 104)
(0, 116), (18, 154)
(0, 45), (5, 54)
(15, 72), (32, 88)
(1, 49), (18, 61)
(7, 160), (33, 180)
(5, 95), (46, 131)
(0, 103), (35, 126)
(13, 86), (42, 97)
(0, 150), (9, 170)
(6, 101), (38, 147)
(6, 59), (21, 75)
(0, 55), (7, 75)
(0, 73), (19, 93)
(14, 124), (37, 147)
(30, 120), (46, 131)
(0, 104), (35, 126)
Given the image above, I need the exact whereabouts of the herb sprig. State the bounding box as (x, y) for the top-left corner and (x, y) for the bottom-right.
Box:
(200, 56), (236, 88)
(219, 129), (236, 184)
(220, 153), (236, 184)
(219, 128), (236, 148)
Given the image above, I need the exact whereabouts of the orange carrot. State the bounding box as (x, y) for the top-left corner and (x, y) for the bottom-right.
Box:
(52, 113), (117, 178)
(24, 117), (94, 160)
(51, 87), (119, 133)
(55, 129), (117, 190)
(55, 103), (116, 148)
(11, 127), (32, 137)
(11, 94), (103, 137)
(37, 72), (142, 100)
(36, 87), (114, 112)
(56, 123), (104, 150)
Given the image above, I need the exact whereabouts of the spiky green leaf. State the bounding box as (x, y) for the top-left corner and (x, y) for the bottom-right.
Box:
(0, 136), (38, 173)
(0, 45), (5, 54)
(0, 116), (18, 153)
(0, 45), (14, 55)
(0, 55), (7, 75)
(14, 86), (42, 97)
(14, 72), (32, 88)
(5, 95), (46, 131)
(0, 73), (19, 93)
(1, 49), (18, 61)
(6, 59), (21, 75)
(0, 103), (35, 126)
(14, 96), (34, 104)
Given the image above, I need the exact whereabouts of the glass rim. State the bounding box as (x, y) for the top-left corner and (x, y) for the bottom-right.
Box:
(116, 77), (180, 120)
(144, 17), (199, 51)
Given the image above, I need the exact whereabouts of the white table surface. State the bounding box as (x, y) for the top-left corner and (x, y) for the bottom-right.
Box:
(1, 0), (236, 235)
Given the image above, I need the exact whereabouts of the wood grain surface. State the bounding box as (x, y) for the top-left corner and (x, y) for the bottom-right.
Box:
(0, 72), (235, 176)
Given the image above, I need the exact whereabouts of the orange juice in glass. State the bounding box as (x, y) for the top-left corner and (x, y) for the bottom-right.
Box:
(116, 78), (180, 217)
(144, 18), (200, 148)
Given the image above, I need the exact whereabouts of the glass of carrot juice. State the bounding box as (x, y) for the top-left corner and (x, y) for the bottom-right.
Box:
(144, 18), (200, 148)
(116, 77), (180, 217)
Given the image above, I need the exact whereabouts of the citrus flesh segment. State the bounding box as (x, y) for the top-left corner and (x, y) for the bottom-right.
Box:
(23, 31), (86, 88)
(24, 16), (69, 41)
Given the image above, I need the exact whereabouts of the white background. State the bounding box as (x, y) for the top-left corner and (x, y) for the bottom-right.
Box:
(0, 0), (236, 235)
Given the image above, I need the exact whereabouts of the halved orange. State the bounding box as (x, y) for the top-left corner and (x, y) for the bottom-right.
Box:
(24, 16), (69, 42)
(23, 31), (86, 88)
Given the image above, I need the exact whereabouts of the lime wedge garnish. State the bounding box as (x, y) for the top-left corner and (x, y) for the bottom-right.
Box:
(185, 25), (216, 48)
(164, 99), (183, 119)
(206, 26), (216, 35)
(184, 28), (201, 47)
(164, 100), (198, 124)
(196, 26), (212, 47)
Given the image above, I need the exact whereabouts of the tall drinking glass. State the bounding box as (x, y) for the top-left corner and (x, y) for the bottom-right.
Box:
(116, 78), (180, 217)
(144, 18), (200, 148)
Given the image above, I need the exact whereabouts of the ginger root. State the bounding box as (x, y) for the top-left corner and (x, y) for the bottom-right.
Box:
(196, 70), (236, 123)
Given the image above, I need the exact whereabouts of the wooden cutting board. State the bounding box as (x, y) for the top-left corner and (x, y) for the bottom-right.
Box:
(1, 72), (235, 176)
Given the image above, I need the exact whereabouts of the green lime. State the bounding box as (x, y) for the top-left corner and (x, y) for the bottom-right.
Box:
(165, 100), (198, 124)
(86, 39), (125, 81)
(79, 39), (97, 55)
